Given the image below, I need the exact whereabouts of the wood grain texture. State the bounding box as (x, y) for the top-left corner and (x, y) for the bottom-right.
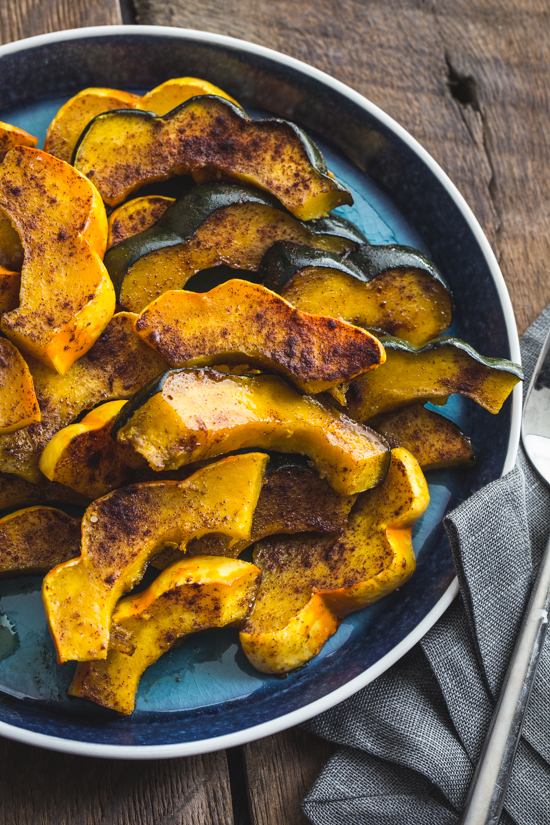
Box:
(0, 737), (234, 825)
(244, 730), (337, 825)
(134, 0), (550, 334)
(0, 0), (122, 45)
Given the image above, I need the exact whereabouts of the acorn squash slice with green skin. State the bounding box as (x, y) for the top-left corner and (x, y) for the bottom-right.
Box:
(0, 506), (81, 578)
(240, 448), (429, 674)
(345, 336), (523, 423)
(0, 147), (114, 374)
(43, 452), (268, 663)
(0, 338), (40, 435)
(69, 556), (261, 714)
(113, 368), (390, 496)
(258, 242), (453, 346)
(104, 182), (365, 311)
(372, 405), (476, 470)
(134, 280), (385, 394)
(155, 453), (356, 566)
(0, 312), (168, 483)
(73, 95), (352, 217)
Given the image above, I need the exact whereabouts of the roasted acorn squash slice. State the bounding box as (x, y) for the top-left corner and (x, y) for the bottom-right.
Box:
(0, 471), (89, 510)
(240, 448), (429, 673)
(0, 312), (168, 483)
(39, 401), (147, 499)
(0, 506), (80, 577)
(0, 266), (20, 314)
(373, 405), (475, 470)
(69, 556), (260, 714)
(113, 368), (390, 496)
(0, 120), (37, 159)
(107, 196), (174, 248)
(73, 96), (352, 218)
(156, 454), (356, 565)
(134, 280), (385, 393)
(259, 242), (453, 345)
(43, 452), (268, 663)
(346, 336), (523, 422)
(104, 182), (364, 310)
(0, 147), (114, 374)
(0, 338), (40, 434)
(0, 121), (37, 271)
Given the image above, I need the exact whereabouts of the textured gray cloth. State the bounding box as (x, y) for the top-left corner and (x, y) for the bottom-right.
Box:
(304, 304), (550, 825)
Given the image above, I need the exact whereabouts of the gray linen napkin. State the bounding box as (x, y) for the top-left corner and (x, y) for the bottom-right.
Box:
(303, 305), (550, 825)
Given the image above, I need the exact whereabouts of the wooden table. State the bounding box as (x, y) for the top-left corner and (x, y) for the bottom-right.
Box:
(1, 1), (549, 823)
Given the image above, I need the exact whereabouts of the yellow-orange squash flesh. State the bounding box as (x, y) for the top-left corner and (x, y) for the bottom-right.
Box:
(135, 281), (385, 394)
(0, 471), (89, 510)
(0, 338), (40, 434)
(118, 202), (356, 313)
(43, 453), (268, 663)
(346, 338), (522, 422)
(0, 120), (37, 160)
(155, 458), (356, 566)
(114, 369), (390, 496)
(69, 556), (260, 714)
(280, 266), (452, 346)
(39, 401), (146, 499)
(0, 266), (21, 314)
(137, 77), (240, 115)
(0, 147), (114, 374)
(373, 405), (475, 470)
(240, 448), (429, 673)
(73, 96), (351, 218)
(107, 196), (174, 248)
(43, 88), (142, 164)
(0, 506), (80, 577)
(0, 313), (168, 483)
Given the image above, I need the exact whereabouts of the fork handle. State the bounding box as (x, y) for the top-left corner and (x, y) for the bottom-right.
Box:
(459, 532), (550, 825)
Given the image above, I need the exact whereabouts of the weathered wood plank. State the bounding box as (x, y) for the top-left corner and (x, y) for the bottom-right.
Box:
(0, 0), (122, 45)
(243, 730), (337, 825)
(0, 737), (234, 825)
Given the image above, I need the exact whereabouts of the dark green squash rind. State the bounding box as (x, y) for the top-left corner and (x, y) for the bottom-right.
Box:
(348, 244), (451, 293)
(380, 336), (524, 379)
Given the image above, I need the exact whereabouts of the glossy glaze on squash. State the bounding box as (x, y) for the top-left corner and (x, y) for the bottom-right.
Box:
(240, 448), (429, 673)
(259, 242), (453, 345)
(0, 338), (40, 434)
(0, 506), (81, 577)
(104, 182), (363, 310)
(134, 280), (385, 393)
(0, 313), (168, 483)
(346, 336), (523, 422)
(113, 368), (390, 496)
(373, 405), (475, 470)
(73, 96), (352, 217)
(43, 453), (268, 663)
(69, 556), (260, 714)
(0, 147), (114, 374)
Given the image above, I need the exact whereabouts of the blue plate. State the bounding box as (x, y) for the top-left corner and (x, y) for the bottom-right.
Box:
(0, 27), (521, 758)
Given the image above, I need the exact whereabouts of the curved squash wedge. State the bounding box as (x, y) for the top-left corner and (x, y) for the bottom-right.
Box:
(107, 196), (174, 248)
(0, 120), (37, 160)
(43, 452), (268, 663)
(73, 96), (352, 218)
(39, 401), (146, 499)
(134, 280), (385, 393)
(69, 556), (260, 714)
(0, 338), (40, 434)
(0, 312), (168, 483)
(259, 242), (453, 346)
(346, 336), (523, 422)
(0, 147), (114, 374)
(44, 88), (142, 164)
(156, 454), (356, 565)
(373, 405), (475, 470)
(137, 77), (240, 115)
(113, 368), (390, 496)
(240, 448), (429, 673)
(0, 266), (20, 314)
(0, 471), (89, 510)
(105, 183), (364, 310)
(0, 506), (80, 577)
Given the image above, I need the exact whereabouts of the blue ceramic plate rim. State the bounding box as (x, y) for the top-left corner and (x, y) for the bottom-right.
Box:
(0, 25), (521, 759)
